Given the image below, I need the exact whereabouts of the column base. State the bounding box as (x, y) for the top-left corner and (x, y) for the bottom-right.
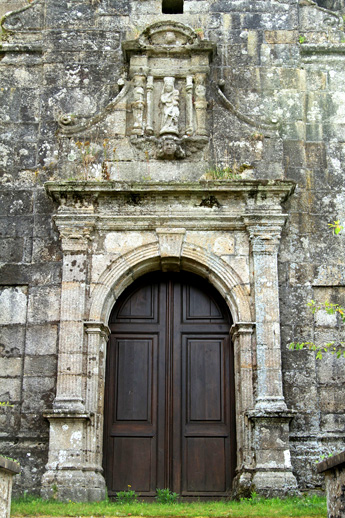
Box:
(232, 469), (299, 499)
(252, 471), (299, 497)
(41, 469), (106, 502)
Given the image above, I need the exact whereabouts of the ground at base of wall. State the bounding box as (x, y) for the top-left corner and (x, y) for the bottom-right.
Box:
(10, 495), (327, 518)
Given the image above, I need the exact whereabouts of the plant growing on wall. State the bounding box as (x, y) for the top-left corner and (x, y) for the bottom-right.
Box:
(289, 221), (345, 360)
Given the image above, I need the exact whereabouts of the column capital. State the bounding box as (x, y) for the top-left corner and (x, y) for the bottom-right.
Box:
(55, 221), (95, 253)
(230, 322), (255, 340)
(243, 214), (287, 254)
(84, 321), (110, 339)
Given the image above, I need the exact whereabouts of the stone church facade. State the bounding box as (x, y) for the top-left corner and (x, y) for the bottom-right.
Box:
(0, 0), (345, 502)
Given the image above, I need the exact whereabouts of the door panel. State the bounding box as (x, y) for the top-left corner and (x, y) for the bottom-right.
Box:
(112, 437), (154, 492)
(186, 437), (226, 492)
(103, 272), (235, 498)
(116, 339), (152, 421)
(188, 340), (223, 422)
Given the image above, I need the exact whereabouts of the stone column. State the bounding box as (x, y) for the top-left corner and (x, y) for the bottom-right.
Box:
(42, 223), (107, 501)
(185, 75), (194, 136)
(244, 214), (287, 411)
(84, 322), (110, 484)
(243, 213), (298, 496)
(230, 323), (256, 495)
(53, 229), (92, 413)
(146, 75), (154, 135)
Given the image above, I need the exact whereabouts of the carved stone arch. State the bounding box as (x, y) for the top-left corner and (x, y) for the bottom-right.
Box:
(88, 241), (252, 325)
(42, 179), (298, 502)
(85, 240), (254, 500)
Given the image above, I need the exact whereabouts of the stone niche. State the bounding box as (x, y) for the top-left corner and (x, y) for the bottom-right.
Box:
(122, 21), (215, 160)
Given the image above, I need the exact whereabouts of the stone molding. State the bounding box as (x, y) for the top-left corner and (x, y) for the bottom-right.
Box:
(230, 321), (256, 340)
(84, 322), (110, 339)
(46, 180), (295, 231)
(244, 214), (288, 254)
(42, 177), (297, 500)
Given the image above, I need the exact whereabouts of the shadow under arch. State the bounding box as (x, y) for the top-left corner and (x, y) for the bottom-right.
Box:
(88, 241), (252, 326)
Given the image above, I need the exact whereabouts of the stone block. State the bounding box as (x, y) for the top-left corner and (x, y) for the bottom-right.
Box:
(0, 237), (25, 263)
(283, 370), (318, 412)
(185, 231), (235, 256)
(0, 287), (28, 325)
(0, 190), (33, 217)
(0, 358), (22, 378)
(0, 87), (40, 123)
(32, 238), (62, 263)
(283, 140), (306, 168)
(27, 286), (60, 324)
(21, 377), (56, 412)
(23, 356), (57, 377)
(0, 325), (25, 357)
(19, 411), (50, 435)
(320, 413), (345, 432)
(264, 30), (298, 44)
(45, 0), (96, 29)
(319, 385), (345, 413)
(0, 378), (21, 403)
(25, 325), (58, 356)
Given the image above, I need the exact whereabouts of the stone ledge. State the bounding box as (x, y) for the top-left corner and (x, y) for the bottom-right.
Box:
(0, 455), (21, 475)
(45, 179), (296, 197)
(300, 44), (345, 55)
(0, 42), (43, 53)
(317, 450), (345, 473)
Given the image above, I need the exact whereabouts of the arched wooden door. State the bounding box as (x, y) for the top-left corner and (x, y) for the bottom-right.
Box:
(103, 272), (236, 498)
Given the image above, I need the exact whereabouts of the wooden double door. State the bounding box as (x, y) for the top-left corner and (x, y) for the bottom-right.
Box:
(103, 272), (236, 498)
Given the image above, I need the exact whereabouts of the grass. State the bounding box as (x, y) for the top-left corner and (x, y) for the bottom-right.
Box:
(11, 494), (327, 517)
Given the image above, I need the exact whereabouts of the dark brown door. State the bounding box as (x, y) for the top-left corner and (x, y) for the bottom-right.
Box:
(103, 272), (236, 498)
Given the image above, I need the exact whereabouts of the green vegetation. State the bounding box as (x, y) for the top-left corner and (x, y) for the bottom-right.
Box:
(11, 494), (327, 517)
(155, 488), (179, 503)
(289, 299), (345, 359)
(204, 163), (252, 180)
(289, 221), (345, 360)
(116, 485), (138, 504)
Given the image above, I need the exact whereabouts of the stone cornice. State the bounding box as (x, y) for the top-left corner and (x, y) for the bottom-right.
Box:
(45, 180), (295, 232)
(45, 179), (295, 197)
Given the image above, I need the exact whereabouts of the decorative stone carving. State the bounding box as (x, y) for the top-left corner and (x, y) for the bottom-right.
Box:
(160, 77), (180, 136)
(194, 74), (208, 136)
(131, 81), (146, 136)
(156, 136), (185, 159)
(123, 21), (215, 160)
(43, 178), (298, 501)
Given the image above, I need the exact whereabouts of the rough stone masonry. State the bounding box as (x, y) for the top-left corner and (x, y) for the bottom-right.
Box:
(0, 0), (345, 502)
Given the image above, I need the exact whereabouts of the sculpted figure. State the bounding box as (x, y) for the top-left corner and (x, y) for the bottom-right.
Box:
(194, 76), (208, 136)
(156, 136), (185, 159)
(160, 77), (180, 136)
(131, 85), (145, 135)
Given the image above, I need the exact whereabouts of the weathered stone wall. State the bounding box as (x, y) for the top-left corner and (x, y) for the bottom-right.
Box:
(0, 455), (21, 518)
(317, 451), (345, 517)
(0, 0), (345, 496)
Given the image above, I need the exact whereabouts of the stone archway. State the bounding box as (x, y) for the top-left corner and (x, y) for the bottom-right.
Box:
(42, 179), (298, 501)
(103, 270), (236, 498)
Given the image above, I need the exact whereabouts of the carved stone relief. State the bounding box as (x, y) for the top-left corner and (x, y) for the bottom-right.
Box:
(123, 21), (215, 160)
